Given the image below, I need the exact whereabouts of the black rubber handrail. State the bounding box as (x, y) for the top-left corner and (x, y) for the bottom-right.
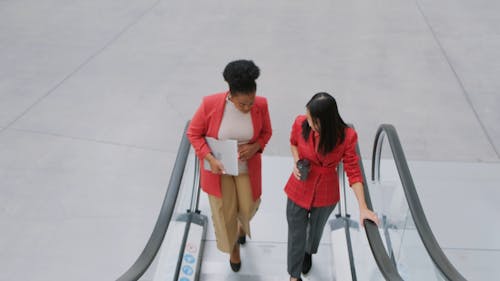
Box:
(347, 125), (403, 281)
(116, 122), (191, 281)
(371, 124), (467, 281)
(364, 219), (404, 281)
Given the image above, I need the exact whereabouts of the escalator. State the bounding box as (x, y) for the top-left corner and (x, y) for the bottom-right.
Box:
(116, 122), (466, 281)
(365, 125), (466, 281)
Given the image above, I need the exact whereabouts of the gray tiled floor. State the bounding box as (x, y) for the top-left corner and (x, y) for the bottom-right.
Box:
(1, 0), (499, 280)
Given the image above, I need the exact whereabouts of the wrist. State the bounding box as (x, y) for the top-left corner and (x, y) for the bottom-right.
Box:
(358, 204), (368, 211)
(205, 153), (216, 163)
(253, 142), (261, 151)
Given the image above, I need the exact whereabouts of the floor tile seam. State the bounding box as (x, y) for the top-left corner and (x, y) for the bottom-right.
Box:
(414, 0), (500, 159)
(8, 127), (171, 153)
(0, 0), (165, 135)
(357, 153), (499, 163)
(400, 156), (500, 163)
(443, 247), (500, 252)
(404, 158), (500, 165)
(0, 214), (155, 222)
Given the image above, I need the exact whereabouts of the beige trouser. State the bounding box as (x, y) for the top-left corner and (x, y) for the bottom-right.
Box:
(208, 174), (261, 253)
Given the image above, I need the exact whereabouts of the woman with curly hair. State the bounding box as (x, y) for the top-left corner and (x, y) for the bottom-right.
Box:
(187, 59), (272, 272)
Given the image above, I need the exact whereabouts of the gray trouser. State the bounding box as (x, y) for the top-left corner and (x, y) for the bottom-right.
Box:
(286, 198), (336, 278)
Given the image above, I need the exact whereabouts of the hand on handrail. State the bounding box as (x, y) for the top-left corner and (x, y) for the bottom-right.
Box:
(360, 207), (380, 227)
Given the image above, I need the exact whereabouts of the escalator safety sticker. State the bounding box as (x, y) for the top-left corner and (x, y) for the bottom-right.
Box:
(178, 224), (203, 281)
(186, 242), (197, 253)
(182, 265), (194, 276)
(184, 254), (195, 264)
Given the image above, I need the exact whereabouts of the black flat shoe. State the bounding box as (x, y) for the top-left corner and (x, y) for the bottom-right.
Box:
(237, 235), (246, 245)
(302, 252), (312, 274)
(230, 260), (241, 272)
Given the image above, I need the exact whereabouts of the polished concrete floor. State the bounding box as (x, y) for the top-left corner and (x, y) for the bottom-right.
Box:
(1, 0), (499, 280)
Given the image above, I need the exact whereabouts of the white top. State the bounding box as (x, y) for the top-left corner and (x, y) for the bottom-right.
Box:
(218, 98), (253, 173)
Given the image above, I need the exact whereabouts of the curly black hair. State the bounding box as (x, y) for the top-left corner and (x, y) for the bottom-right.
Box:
(222, 59), (260, 95)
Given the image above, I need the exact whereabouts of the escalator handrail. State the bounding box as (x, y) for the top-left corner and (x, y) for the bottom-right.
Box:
(116, 122), (191, 281)
(347, 124), (403, 281)
(364, 220), (404, 281)
(371, 124), (466, 281)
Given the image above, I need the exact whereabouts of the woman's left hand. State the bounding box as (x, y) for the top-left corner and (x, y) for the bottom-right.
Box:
(359, 207), (380, 227)
(238, 143), (260, 161)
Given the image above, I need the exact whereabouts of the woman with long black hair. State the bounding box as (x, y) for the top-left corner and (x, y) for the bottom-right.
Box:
(284, 92), (379, 281)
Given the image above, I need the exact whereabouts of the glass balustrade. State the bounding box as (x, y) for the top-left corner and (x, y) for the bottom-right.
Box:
(138, 152), (198, 281)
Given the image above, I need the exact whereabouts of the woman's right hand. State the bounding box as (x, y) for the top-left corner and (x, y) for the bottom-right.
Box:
(292, 161), (301, 180)
(209, 158), (226, 175)
(290, 146), (301, 180)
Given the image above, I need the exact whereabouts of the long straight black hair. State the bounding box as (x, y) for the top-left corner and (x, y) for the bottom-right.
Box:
(302, 92), (348, 154)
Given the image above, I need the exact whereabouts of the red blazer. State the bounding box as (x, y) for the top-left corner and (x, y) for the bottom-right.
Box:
(284, 115), (363, 209)
(187, 92), (272, 201)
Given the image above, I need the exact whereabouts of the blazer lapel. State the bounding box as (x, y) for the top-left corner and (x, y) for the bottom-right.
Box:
(311, 132), (324, 165)
(250, 102), (261, 142)
(210, 92), (229, 139)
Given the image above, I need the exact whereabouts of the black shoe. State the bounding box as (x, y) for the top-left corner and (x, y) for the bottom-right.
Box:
(230, 260), (241, 272)
(238, 235), (246, 245)
(230, 243), (241, 272)
(302, 252), (312, 274)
